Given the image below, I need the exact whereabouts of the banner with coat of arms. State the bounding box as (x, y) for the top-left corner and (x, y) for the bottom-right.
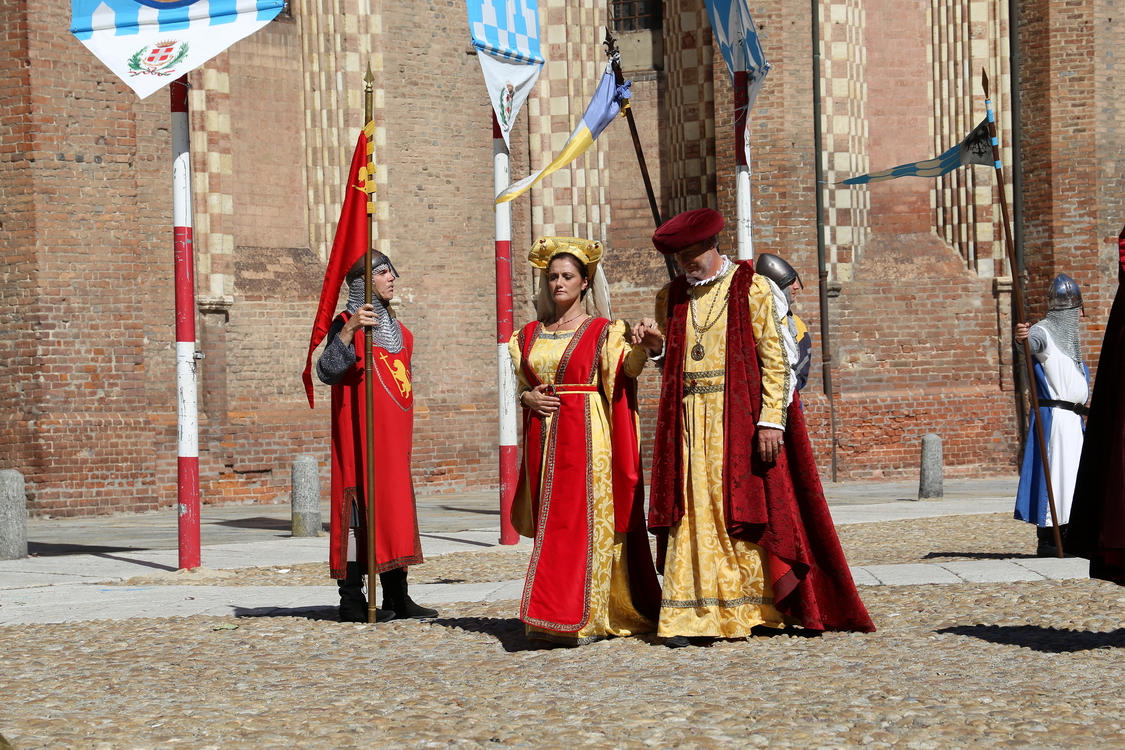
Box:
(465, 0), (545, 148)
(70, 0), (286, 99)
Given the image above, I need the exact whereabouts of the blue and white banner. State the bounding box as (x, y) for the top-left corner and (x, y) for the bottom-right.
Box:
(71, 0), (285, 99)
(466, 0), (544, 148)
(705, 0), (771, 110)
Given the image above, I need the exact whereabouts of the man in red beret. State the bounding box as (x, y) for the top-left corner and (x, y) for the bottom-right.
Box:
(634, 208), (873, 647)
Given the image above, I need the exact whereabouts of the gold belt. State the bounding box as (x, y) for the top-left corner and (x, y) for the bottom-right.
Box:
(683, 369), (725, 396)
(544, 384), (599, 395)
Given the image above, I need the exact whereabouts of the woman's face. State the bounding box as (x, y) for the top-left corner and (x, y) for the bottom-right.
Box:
(547, 256), (588, 310)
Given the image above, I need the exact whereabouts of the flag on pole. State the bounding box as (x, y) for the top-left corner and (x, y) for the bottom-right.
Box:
(495, 64), (630, 204)
(302, 121), (376, 408)
(706, 0), (771, 109)
(70, 0), (286, 100)
(466, 0), (545, 148)
(842, 118), (993, 184)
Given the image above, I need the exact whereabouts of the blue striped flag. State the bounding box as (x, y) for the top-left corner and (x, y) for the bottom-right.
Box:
(71, 0), (285, 99)
(842, 118), (993, 184)
(705, 0), (771, 109)
(465, 0), (544, 148)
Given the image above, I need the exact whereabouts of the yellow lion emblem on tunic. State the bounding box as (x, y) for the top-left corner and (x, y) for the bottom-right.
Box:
(379, 352), (411, 398)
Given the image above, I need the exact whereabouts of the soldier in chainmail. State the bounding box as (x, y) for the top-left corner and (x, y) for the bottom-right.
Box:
(1014, 274), (1091, 556)
(315, 251), (436, 623)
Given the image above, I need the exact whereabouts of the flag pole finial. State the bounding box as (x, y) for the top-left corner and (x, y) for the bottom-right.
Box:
(981, 67), (990, 98)
(364, 64), (374, 88)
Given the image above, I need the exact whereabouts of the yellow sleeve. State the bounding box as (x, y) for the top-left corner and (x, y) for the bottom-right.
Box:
(600, 321), (649, 389)
(507, 331), (532, 399)
(654, 284), (671, 337)
(749, 274), (790, 429)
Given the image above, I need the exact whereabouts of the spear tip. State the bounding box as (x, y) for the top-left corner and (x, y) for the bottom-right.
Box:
(981, 67), (990, 97)
(364, 64), (374, 86)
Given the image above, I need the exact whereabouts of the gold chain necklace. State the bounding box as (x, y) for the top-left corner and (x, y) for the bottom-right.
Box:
(688, 267), (733, 361)
(548, 311), (586, 332)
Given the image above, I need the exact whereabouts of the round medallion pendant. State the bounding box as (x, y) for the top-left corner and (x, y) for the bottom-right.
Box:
(690, 343), (706, 361)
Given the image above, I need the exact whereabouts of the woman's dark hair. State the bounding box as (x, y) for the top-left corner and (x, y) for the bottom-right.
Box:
(547, 252), (589, 299)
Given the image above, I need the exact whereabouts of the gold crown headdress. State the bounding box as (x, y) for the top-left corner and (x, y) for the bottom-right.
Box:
(528, 236), (604, 274)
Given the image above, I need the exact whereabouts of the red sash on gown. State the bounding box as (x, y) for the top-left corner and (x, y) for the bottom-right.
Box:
(648, 263), (875, 633)
(515, 318), (660, 631)
(328, 314), (423, 579)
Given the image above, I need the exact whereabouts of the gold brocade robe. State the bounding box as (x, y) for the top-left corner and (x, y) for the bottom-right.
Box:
(655, 268), (797, 638)
(508, 320), (655, 644)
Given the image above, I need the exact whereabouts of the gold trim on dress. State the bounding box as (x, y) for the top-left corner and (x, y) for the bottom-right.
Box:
(661, 595), (774, 608)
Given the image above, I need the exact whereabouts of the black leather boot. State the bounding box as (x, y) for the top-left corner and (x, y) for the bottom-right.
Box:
(338, 561), (395, 622)
(379, 567), (438, 619)
(1036, 526), (1059, 558)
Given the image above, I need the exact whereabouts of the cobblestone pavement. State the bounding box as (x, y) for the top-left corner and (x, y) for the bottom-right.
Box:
(2, 579), (1124, 749)
(3, 482), (1113, 748)
(108, 513), (1036, 588)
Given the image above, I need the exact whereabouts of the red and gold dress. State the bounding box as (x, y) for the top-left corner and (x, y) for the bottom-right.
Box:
(508, 318), (661, 645)
(327, 313), (423, 580)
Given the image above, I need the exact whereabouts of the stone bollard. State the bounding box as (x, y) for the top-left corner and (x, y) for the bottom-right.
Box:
(0, 469), (28, 560)
(291, 455), (323, 537)
(918, 433), (944, 500)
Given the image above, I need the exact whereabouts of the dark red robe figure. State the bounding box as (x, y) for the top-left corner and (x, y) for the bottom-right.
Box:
(328, 313), (423, 580)
(649, 262), (875, 633)
(1067, 227), (1125, 586)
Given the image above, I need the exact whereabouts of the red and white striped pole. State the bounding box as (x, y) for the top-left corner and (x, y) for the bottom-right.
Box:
(171, 75), (201, 569)
(733, 70), (754, 261)
(493, 112), (519, 545)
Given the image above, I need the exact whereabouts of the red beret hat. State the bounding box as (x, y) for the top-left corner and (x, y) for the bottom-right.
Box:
(651, 208), (725, 255)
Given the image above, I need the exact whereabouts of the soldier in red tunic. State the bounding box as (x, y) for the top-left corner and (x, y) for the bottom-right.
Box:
(316, 254), (435, 622)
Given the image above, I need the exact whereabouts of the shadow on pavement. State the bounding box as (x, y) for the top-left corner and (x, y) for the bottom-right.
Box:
(435, 505), (500, 516)
(922, 551), (1038, 561)
(233, 605), (339, 621)
(936, 624), (1125, 653)
(210, 516), (329, 533)
(430, 616), (538, 652)
(28, 542), (147, 557)
(419, 533), (494, 548)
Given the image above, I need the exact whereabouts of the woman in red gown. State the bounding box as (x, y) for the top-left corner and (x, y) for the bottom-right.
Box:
(508, 237), (662, 645)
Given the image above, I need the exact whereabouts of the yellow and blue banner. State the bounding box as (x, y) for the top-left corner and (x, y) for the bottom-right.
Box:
(71, 0), (285, 99)
(843, 117), (993, 184)
(496, 64), (629, 204)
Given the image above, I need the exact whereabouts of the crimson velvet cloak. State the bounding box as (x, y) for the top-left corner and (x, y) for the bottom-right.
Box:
(1066, 228), (1125, 585)
(648, 262), (874, 633)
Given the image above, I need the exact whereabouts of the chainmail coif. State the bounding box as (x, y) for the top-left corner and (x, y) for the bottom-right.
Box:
(344, 274), (403, 354)
(1036, 308), (1083, 374)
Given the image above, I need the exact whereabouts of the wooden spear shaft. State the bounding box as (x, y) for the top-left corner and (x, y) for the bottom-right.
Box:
(363, 66), (381, 621)
(982, 70), (1064, 558)
(603, 29), (676, 280)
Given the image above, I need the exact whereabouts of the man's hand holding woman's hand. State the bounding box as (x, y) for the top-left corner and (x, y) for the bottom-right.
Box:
(629, 317), (665, 355)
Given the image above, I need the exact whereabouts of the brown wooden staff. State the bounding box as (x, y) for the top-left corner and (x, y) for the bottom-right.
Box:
(603, 29), (676, 280)
(982, 69), (1064, 557)
(363, 65), (381, 620)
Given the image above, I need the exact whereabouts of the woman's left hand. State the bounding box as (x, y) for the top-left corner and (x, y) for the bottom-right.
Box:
(629, 318), (664, 354)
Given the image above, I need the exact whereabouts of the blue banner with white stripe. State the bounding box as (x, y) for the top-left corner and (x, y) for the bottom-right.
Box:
(465, 0), (544, 147)
(71, 0), (285, 99)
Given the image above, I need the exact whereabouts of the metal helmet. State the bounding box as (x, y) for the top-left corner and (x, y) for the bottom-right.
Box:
(754, 253), (801, 289)
(1047, 273), (1083, 311)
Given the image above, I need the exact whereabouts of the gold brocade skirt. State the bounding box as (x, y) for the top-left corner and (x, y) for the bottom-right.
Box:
(658, 389), (790, 638)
